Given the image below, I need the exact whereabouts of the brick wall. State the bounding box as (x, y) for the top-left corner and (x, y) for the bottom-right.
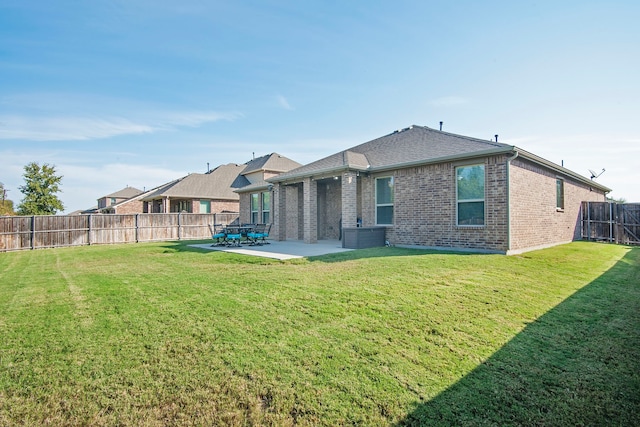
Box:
(113, 199), (144, 214)
(238, 193), (250, 224)
(302, 178), (318, 243)
(271, 183), (302, 241)
(383, 155), (509, 252)
(210, 200), (239, 215)
(317, 178), (342, 239)
(509, 158), (606, 252)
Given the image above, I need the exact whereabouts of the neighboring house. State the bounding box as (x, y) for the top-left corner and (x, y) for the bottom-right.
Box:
(235, 153), (302, 224)
(266, 125), (611, 254)
(141, 163), (247, 213)
(96, 186), (160, 214)
(96, 186), (143, 211)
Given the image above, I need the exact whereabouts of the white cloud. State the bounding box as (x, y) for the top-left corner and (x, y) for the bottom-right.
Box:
(0, 111), (239, 142)
(276, 94), (294, 111)
(0, 116), (154, 141)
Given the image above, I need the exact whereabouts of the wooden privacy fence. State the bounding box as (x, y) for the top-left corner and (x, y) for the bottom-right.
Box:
(581, 202), (640, 245)
(0, 212), (239, 252)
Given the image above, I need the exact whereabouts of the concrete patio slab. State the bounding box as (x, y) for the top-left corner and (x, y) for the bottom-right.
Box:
(189, 240), (352, 260)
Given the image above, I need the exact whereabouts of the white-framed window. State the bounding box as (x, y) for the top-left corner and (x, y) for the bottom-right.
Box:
(261, 191), (270, 224)
(556, 178), (565, 210)
(250, 193), (260, 224)
(375, 176), (394, 225)
(456, 164), (485, 226)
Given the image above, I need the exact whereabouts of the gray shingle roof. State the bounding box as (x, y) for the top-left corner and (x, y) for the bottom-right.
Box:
(241, 153), (302, 175)
(143, 163), (248, 201)
(102, 186), (144, 199)
(270, 125), (512, 182)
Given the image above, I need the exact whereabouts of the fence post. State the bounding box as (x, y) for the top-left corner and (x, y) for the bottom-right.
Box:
(135, 214), (139, 243)
(88, 214), (92, 245)
(178, 212), (182, 240)
(30, 216), (35, 250)
(609, 202), (613, 243)
(586, 202), (591, 241)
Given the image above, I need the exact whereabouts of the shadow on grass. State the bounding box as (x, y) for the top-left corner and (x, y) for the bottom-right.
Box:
(159, 240), (214, 253)
(399, 247), (640, 426)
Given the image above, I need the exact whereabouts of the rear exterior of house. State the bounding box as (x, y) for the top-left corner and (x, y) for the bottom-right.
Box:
(235, 153), (302, 225)
(267, 126), (610, 254)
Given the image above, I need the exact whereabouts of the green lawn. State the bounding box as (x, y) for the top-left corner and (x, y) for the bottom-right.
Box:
(0, 241), (638, 426)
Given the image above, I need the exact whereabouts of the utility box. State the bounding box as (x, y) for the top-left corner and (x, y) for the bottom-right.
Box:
(342, 227), (386, 249)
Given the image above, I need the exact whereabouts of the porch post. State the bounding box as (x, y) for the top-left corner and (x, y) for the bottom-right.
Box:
(303, 177), (317, 244)
(273, 183), (287, 241)
(341, 171), (358, 229)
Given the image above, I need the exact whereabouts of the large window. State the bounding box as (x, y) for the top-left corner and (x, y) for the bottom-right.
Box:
(456, 164), (485, 226)
(250, 193), (260, 224)
(261, 191), (270, 224)
(173, 200), (192, 213)
(556, 178), (564, 210)
(376, 177), (394, 225)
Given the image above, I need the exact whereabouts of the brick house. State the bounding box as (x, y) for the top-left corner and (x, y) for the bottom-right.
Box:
(141, 163), (247, 214)
(235, 153), (302, 224)
(266, 125), (611, 254)
(95, 186), (143, 213)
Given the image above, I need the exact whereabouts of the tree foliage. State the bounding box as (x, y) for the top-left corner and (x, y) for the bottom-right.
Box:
(0, 182), (15, 216)
(17, 163), (65, 215)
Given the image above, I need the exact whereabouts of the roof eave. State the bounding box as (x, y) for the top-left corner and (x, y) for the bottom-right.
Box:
(368, 147), (515, 174)
(267, 163), (370, 184)
(515, 148), (612, 193)
(235, 184), (270, 194)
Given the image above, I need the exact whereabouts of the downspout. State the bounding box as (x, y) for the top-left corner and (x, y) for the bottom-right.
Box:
(506, 149), (519, 254)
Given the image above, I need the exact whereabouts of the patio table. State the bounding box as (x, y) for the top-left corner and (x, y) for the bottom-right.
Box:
(224, 225), (254, 245)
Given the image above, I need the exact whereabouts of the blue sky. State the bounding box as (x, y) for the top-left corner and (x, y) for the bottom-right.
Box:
(1, 0), (638, 213)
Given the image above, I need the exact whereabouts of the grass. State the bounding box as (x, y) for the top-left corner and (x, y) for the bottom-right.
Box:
(0, 241), (638, 426)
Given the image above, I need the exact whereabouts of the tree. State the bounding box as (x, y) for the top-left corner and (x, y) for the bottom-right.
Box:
(0, 182), (15, 216)
(607, 196), (627, 204)
(17, 162), (65, 215)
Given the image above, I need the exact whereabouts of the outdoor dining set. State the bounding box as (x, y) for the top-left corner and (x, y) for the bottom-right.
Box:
(209, 223), (271, 247)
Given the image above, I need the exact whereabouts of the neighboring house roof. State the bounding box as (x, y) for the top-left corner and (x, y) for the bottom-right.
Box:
(102, 186), (143, 199)
(241, 153), (302, 175)
(268, 125), (611, 193)
(235, 153), (302, 193)
(143, 163), (248, 201)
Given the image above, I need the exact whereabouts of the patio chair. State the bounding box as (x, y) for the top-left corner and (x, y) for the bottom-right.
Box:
(225, 226), (243, 246)
(247, 223), (271, 245)
(209, 224), (228, 246)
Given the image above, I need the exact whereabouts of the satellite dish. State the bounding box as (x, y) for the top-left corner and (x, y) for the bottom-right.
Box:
(589, 168), (605, 180)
